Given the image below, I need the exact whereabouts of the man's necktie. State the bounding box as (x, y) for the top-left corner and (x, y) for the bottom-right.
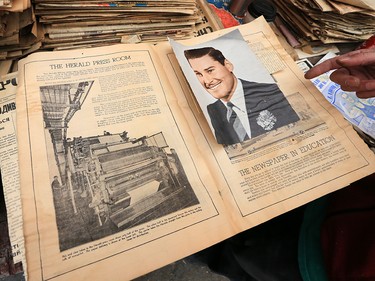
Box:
(227, 102), (249, 142)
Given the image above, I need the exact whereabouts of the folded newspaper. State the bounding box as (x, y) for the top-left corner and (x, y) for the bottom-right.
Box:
(9, 17), (375, 280)
(0, 72), (26, 278)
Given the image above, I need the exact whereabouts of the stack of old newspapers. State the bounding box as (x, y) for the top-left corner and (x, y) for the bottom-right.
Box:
(0, 0), (39, 62)
(272, 0), (375, 46)
(34, 0), (218, 50)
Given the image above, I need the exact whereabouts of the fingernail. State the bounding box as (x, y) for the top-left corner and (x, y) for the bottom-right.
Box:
(339, 57), (350, 62)
(345, 78), (360, 88)
(337, 57), (350, 65)
(304, 70), (313, 79)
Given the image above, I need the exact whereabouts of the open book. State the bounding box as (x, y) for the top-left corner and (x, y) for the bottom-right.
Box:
(15, 17), (375, 281)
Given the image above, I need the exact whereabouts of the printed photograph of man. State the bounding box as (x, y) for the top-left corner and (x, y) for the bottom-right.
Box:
(184, 47), (300, 145)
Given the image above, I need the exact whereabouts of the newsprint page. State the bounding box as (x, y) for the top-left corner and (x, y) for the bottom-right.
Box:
(0, 73), (27, 269)
(16, 17), (375, 281)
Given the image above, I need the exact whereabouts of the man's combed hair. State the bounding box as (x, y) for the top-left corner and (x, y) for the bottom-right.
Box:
(184, 47), (226, 66)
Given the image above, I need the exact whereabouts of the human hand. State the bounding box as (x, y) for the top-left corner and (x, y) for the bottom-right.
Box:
(304, 48), (375, 99)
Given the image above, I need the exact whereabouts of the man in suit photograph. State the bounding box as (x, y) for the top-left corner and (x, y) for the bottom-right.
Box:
(184, 47), (300, 145)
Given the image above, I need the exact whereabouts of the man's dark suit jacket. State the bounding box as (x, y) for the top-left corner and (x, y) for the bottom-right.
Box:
(207, 79), (300, 145)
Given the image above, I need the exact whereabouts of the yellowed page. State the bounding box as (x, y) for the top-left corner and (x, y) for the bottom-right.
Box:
(17, 43), (234, 281)
(16, 17), (375, 281)
(161, 17), (375, 231)
(0, 72), (26, 270)
(334, 0), (375, 10)
(327, 0), (370, 14)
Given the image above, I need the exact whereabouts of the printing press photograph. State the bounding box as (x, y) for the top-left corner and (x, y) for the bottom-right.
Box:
(40, 81), (199, 251)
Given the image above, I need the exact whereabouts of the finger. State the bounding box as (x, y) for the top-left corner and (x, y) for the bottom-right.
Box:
(304, 57), (342, 79)
(337, 48), (375, 67)
(356, 89), (375, 99)
(337, 78), (375, 93)
(329, 68), (356, 90)
(359, 79), (375, 93)
(304, 49), (375, 79)
(330, 68), (375, 93)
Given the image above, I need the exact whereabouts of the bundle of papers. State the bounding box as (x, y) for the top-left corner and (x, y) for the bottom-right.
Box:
(272, 0), (375, 45)
(0, 0), (38, 61)
(34, 0), (209, 50)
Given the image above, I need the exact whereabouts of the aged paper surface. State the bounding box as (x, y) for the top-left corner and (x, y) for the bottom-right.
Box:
(16, 17), (375, 281)
(34, 0), (222, 51)
(0, 72), (26, 268)
(273, 0), (375, 44)
(327, 0), (370, 14)
(335, 0), (375, 10)
(163, 18), (374, 225)
(17, 35), (231, 281)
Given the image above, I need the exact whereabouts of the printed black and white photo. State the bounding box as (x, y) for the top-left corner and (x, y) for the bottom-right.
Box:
(40, 81), (199, 251)
(171, 30), (300, 146)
